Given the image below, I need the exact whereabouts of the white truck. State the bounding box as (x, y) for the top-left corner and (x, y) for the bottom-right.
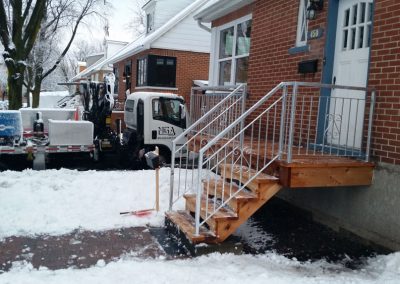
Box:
(0, 81), (188, 170)
(121, 92), (187, 166)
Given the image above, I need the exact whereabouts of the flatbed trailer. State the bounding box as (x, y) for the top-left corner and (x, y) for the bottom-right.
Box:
(0, 141), (95, 170)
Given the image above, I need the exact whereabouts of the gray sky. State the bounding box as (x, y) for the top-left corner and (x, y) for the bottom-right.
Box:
(107, 0), (137, 42)
(77, 0), (138, 43)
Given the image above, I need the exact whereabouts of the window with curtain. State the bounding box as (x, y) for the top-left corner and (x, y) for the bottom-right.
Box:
(217, 16), (252, 86)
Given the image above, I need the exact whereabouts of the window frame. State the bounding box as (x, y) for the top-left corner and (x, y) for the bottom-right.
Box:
(296, 0), (309, 47)
(124, 60), (132, 92)
(137, 57), (148, 87)
(146, 10), (155, 34)
(211, 14), (252, 86)
(113, 66), (119, 94)
(136, 55), (177, 88)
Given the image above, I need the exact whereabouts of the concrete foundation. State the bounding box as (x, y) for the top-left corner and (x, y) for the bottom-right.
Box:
(278, 162), (400, 251)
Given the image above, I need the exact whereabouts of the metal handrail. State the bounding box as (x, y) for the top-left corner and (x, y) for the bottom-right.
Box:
(168, 81), (376, 237)
(200, 83), (285, 153)
(169, 84), (247, 210)
(173, 84), (245, 143)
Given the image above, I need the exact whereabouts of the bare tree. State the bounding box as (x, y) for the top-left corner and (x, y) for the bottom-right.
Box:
(0, 0), (47, 109)
(26, 0), (107, 108)
(70, 38), (103, 62)
(126, 0), (146, 38)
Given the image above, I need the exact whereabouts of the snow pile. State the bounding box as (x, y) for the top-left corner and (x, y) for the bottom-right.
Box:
(31, 91), (70, 108)
(1, 252), (399, 284)
(0, 168), (185, 239)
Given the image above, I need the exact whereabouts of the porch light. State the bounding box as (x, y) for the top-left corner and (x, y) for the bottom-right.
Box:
(306, 0), (324, 20)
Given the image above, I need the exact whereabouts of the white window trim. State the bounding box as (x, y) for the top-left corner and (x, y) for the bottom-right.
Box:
(146, 10), (155, 34)
(296, 0), (309, 47)
(210, 14), (252, 86)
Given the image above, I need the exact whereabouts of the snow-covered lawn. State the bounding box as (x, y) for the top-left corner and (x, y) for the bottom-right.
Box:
(0, 168), (181, 239)
(0, 169), (399, 283)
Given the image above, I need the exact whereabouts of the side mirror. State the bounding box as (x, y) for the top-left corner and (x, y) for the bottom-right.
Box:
(179, 104), (186, 120)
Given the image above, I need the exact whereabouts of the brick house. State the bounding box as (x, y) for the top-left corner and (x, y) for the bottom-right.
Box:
(71, 40), (128, 83)
(194, 0), (400, 250)
(102, 0), (211, 106)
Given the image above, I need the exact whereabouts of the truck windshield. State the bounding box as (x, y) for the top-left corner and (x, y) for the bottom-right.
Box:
(152, 98), (186, 128)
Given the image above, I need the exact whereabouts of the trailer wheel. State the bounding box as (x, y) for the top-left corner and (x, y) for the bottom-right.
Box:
(93, 147), (101, 162)
(0, 161), (7, 171)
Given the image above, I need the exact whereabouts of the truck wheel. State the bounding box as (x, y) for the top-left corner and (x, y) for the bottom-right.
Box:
(157, 148), (171, 166)
(158, 154), (167, 167)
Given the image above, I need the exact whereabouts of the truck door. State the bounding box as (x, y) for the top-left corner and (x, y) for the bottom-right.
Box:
(137, 100), (144, 140)
(148, 97), (186, 148)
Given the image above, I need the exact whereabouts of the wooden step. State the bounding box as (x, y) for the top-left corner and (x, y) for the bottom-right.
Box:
(202, 179), (257, 212)
(184, 180), (281, 242)
(165, 210), (217, 244)
(184, 194), (238, 233)
(218, 164), (279, 193)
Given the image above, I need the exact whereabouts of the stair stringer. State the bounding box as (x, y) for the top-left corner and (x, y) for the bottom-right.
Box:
(211, 182), (282, 242)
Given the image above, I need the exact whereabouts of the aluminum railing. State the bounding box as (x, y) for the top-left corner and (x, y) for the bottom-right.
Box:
(169, 84), (247, 210)
(169, 82), (376, 236)
(278, 82), (375, 162)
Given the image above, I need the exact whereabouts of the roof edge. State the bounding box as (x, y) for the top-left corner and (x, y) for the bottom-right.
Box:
(195, 0), (254, 23)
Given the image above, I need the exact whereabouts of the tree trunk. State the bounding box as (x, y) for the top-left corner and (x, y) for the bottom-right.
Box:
(25, 66), (34, 108)
(32, 83), (41, 108)
(7, 68), (24, 110)
(31, 66), (43, 108)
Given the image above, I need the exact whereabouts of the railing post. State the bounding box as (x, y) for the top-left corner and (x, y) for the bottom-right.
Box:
(287, 83), (298, 163)
(194, 150), (204, 236)
(278, 85), (288, 160)
(169, 142), (176, 211)
(189, 87), (194, 123)
(240, 85), (247, 150)
(365, 90), (376, 162)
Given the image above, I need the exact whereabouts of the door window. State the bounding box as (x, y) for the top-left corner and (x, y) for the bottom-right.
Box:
(341, 2), (373, 51)
(152, 98), (185, 128)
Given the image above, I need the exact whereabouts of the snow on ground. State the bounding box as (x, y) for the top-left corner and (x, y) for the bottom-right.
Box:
(1, 168), (400, 283)
(1, 252), (400, 284)
(0, 168), (185, 239)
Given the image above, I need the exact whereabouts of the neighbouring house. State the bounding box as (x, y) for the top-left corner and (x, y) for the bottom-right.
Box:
(191, 0), (400, 250)
(71, 39), (128, 85)
(100, 0), (211, 106)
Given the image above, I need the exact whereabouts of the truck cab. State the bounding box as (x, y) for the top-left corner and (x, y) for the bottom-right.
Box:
(123, 92), (187, 164)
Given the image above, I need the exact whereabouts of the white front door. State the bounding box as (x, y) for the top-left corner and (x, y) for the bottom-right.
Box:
(328, 0), (373, 149)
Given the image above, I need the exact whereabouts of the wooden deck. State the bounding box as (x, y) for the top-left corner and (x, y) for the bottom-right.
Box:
(188, 135), (374, 188)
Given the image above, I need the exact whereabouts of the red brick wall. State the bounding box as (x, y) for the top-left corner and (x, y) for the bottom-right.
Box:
(368, 0), (400, 165)
(247, 0), (327, 101)
(240, 0), (328, 145)
(213, 0), (400, 165)
(113, 49), (209, 108)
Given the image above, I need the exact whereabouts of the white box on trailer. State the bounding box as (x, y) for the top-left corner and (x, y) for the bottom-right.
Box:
(48, 120), (93, 146)
(20, 108), (75, 132)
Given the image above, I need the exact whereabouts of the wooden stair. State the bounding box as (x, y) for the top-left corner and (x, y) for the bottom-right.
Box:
(165, 164), (282, 244)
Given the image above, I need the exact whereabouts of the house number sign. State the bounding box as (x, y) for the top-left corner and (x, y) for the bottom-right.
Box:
(307, 28), (324, 40)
